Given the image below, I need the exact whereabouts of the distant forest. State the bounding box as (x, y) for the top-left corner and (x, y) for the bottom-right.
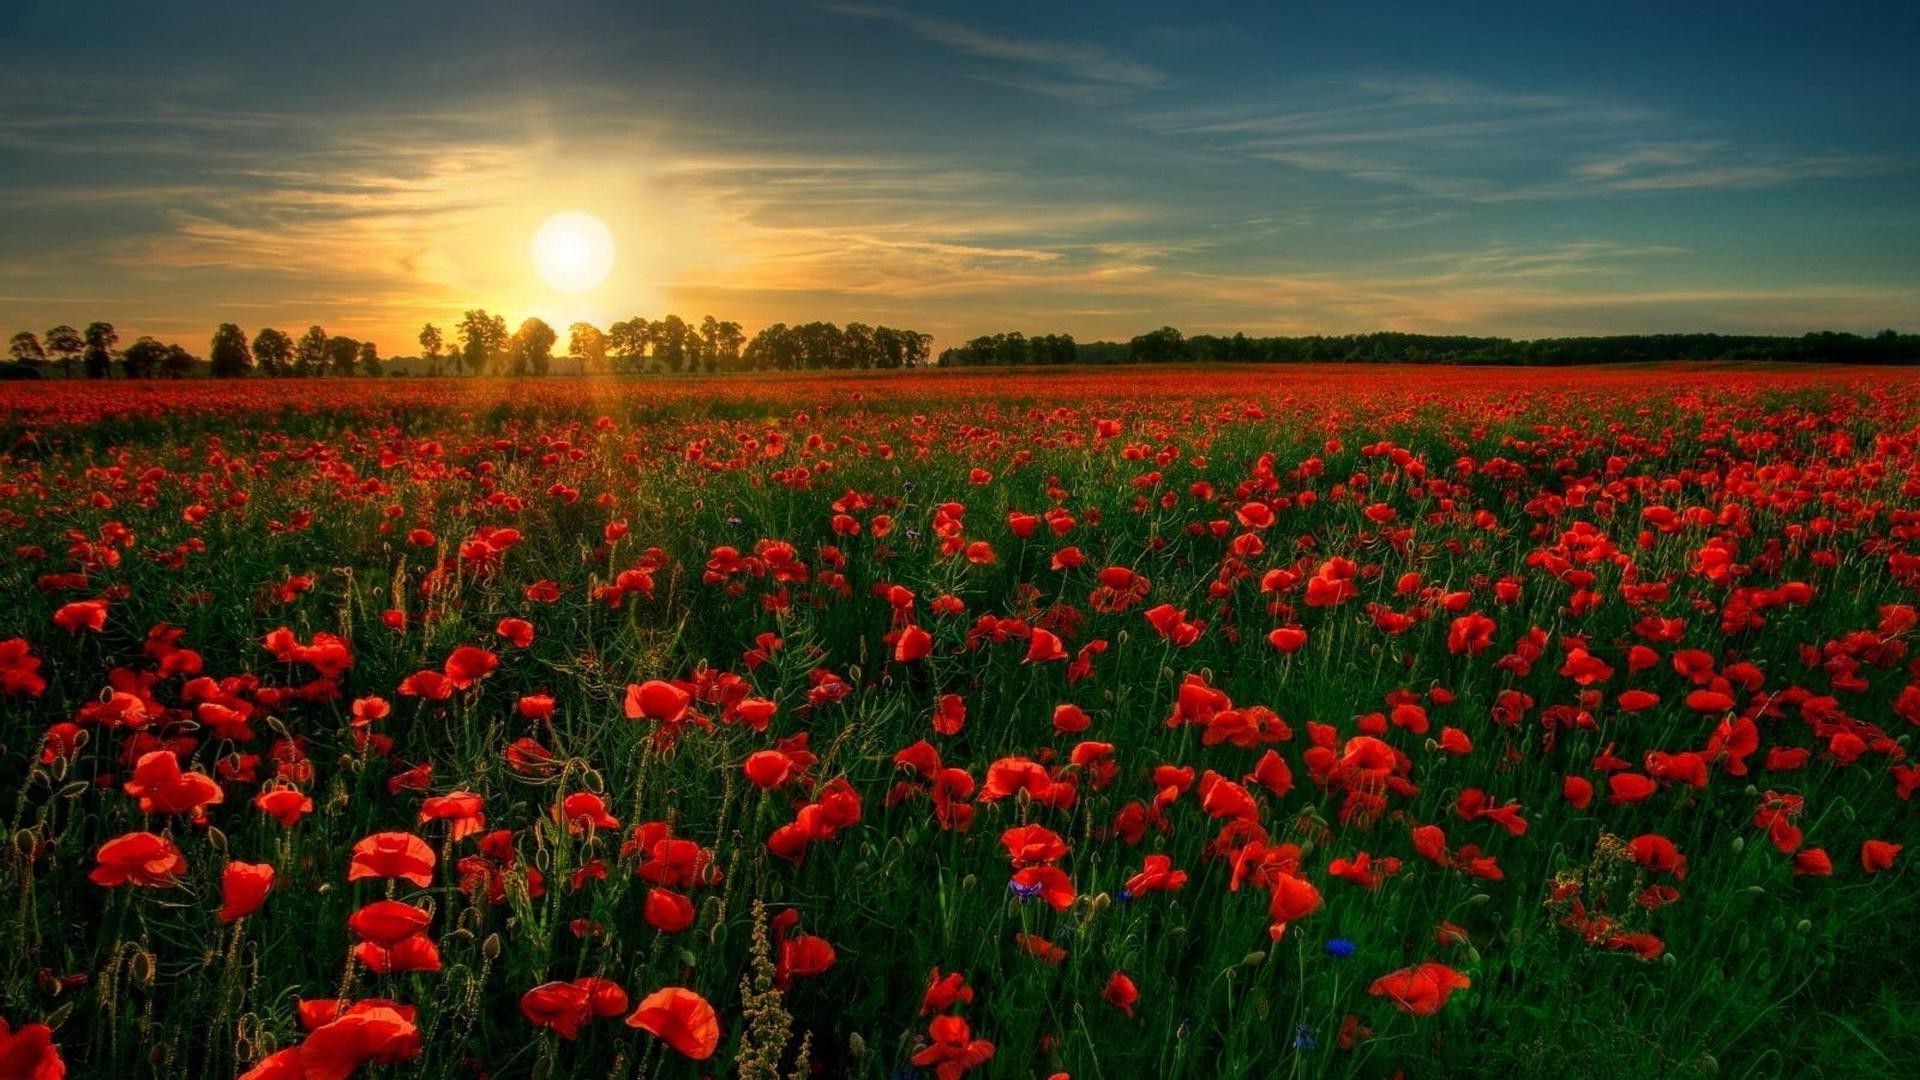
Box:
(4, 314), (1915, 379)
(938, 327), (1920, 367)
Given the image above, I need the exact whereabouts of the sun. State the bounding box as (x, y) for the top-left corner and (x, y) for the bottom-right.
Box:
(531, 211), (616, 293)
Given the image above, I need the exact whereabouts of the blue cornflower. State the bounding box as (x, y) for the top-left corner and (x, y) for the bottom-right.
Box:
(1326, 938), (1356, 958)
(1008, 878), (1044, 901)
(1293, 1023), (1317, 1050)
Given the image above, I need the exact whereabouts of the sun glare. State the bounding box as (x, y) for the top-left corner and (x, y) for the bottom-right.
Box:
(531, 211), (616, 293)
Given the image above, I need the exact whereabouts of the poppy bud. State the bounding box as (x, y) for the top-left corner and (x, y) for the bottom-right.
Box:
(1730, 836), (1745, 854)
(483, 933), (501, 961)
(1468, 893), (1490, 905)
(1795, 919), (1812, 934)
(848, 1033), (866, 1058)
(1241, 951), (1267, 967)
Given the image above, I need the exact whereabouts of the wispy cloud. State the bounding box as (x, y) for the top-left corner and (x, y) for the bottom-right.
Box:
(820, 4), (1165, 96)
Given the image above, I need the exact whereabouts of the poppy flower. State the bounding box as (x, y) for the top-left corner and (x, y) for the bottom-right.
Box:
(219, 861), (275, 923)
(910, 1015), (995, 1078)
(624, 987), (720, 1061)
(1000, 824), (1068, 866)
(254, 785), (314, 827)
(241, 1000), (420, 1079)
(89, 831), (187, 888)
(1009, 866), (1076, 911)
(0, 639), (47, 697)
(920, 968), (974, 1015)
(625, 679), (692, 722)
(520, 981), (593, 1040)
(644, 888), (696, 933)
(894, 624), (933, 662)
(441, 645), (499, 688)
(1267, 626), (1308, 653)
(123, 750), (224, 818)
(347, 832), (436, 887)
(1122, 854), (1189, 897)
(1368, 962), (1472, 1015)
(1446, 612), (1496, 656)
(0, 1017), (65, 1080)
(53, 599), (107, 633)
(1102, 972), (1139, 1017)
(418, 791), (486, 840)
(1862, 839), (1902, 873)
(557, 791), (620, 833)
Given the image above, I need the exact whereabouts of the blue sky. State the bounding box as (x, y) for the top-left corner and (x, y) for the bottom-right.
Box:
(2, 0), (1915, 351)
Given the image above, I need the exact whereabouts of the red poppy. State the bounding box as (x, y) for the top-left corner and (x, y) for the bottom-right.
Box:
(1102, 972), (1140, 1017)
(644, 888), (696, 932)
(52, 599), (107, 633)
(908, 969), (969, 1021)
(346, 832), (436, 888)
(1368, 962), (1472, 1015)
(219, 861), (275, 923)
(624, 987), (720, 1060)
(1862, 839), (1902, 873)
(0, 1017), (65, 1080)
(910, 1014), (996, 1078)
(123, 750), (224, 819)
(89, 831), (187, 888)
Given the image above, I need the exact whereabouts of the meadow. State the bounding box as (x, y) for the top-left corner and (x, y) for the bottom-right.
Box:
(0, 364), (1917, 1079)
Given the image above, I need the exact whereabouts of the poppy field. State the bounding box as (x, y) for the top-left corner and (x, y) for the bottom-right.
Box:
(1, 364), (1918, 1079)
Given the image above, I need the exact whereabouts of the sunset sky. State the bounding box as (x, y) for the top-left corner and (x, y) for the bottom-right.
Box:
(3, 0), (1916, 354)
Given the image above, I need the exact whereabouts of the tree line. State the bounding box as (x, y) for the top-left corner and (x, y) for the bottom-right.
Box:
(426, 312), (934, 376)
(4, 311), (936, 378)
(938, 326), (1920, 367)
(10, 318), (1914, 379)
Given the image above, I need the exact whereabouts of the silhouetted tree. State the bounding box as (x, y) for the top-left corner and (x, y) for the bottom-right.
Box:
(162, 343), (197, 378)
(510, 318), (556, 376)
(418, 323), (443, 373)
(44, 325), (83, 379)
(83, 322), (118, 379)
(295, 326), (327, 377)
(323, 335), (359, 377)
(458, 309), (507, 374)
(570, 322), (607, 373)
(607, 317), (651, 373)
(252, 327), (292, 377)
(9, 331), (44, 373)
(121, 336), (166, 379)
(209, 322), (251, 377)
(358, 341), (381, 377)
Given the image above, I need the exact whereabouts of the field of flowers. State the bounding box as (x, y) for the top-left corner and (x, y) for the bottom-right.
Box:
(1, 364), (1917, 1079)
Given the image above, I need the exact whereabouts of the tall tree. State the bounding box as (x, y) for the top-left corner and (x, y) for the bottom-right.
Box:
(842, 322), (877, 369)
(458, 309), (507, 375)
(252, 327), (292, 377)
(653, 315), (690, 372)
(209, 322), (251, 377)
(715, 319), (745, 370)
(509, 318), (556, 376)
(295, 325), (327, 377)
(44, 325), (83, 379)
(324, 335), (360, 377)
(418, 323), (443, 373)
(8, 331), (45, 372)
(607, 317), (651, 373)
(569, 322), (607, 373)
(162, 343), (197, 378)
(121, 336), (166, 379)
(358, 341), (381, 377)
(83, 321), (118, 379)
